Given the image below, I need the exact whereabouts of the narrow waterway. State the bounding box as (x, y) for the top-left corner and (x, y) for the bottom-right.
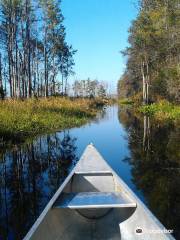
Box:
(0, 105), (179, 239)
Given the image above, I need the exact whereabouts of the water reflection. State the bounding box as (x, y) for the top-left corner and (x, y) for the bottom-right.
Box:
(0, 131), (77, 240)
(118, 106), (180, 238)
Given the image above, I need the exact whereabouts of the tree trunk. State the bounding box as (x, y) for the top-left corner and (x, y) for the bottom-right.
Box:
(0, 53), (3, 89)
(26, 0), (32, 98)
(44, 26), (48, 97)
(141, 61), (146, 104)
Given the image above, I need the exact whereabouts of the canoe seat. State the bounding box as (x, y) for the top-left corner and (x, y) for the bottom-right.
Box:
(53, 192), (136, 209)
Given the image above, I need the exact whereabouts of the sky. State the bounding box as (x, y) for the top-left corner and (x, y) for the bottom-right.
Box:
(61, 0), (138, 93)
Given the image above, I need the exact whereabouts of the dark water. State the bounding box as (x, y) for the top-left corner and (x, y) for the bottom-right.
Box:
(0, 105), (179, 239)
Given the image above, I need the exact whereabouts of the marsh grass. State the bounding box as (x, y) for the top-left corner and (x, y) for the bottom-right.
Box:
(119, 98), (134, 105)
(0, 97), (103, 142)
(139, 100), (180, 122)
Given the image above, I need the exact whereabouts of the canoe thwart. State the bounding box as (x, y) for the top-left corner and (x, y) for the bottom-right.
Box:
(53, 192), (136, 209)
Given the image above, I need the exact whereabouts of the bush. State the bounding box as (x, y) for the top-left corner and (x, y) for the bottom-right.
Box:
(139, 100), (180, 121)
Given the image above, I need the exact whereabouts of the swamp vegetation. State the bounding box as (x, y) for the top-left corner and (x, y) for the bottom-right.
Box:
(0, 97), (106, 142)
(119, 98), (180, 123)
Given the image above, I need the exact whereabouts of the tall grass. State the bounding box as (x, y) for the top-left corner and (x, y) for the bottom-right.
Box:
(0, 97), (103, 141)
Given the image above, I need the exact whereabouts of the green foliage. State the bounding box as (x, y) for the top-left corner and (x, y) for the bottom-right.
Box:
(139, 101), (180, 122)
(119, 98), (134, 105)
(118, 93), (143, 106)
(0, 97), (103, 142)
(118, 0), (180, 103)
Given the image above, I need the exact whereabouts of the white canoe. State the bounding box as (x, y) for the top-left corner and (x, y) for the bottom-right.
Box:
(24, 144), (175, 240)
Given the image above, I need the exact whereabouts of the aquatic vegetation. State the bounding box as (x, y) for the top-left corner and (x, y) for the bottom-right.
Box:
(0, 97), (104, 142)
(139, 100), (180, 122)
(118, 98), (134, 105)
(118, 98), (180, 123)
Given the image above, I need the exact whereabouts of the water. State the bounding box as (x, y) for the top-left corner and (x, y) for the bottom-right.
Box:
(0, 105), (179, 239)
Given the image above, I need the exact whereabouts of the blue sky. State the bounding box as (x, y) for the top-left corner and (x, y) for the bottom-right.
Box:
(62, 0), (137, 93)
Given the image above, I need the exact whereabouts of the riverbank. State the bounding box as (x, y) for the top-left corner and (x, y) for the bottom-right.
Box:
(139, 101), (180, 122)
(0, 97), (105, 142)
(119, 98), (180, 123)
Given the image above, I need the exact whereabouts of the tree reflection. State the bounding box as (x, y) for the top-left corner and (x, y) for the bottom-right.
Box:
(0, 131), (77, 240)
(118, 106), (180, 239)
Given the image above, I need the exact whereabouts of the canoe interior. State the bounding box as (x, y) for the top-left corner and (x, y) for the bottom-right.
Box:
(29, 172), (136, 240)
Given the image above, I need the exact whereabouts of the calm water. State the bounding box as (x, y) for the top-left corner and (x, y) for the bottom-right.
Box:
(0, 105), (179, 239)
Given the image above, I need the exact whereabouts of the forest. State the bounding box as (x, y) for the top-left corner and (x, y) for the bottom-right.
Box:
(118, 0), (180, 104)
(0, 0), (108, 99)
(0, 0), (75, 99)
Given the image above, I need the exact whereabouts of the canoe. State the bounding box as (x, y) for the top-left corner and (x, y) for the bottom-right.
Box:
(24, 144), (175, 240)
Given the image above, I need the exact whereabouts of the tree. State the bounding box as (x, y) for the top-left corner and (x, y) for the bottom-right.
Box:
(0, 0), (76, 99)
(118, 0), (180, 103)
(0, 52), (5, 99)
(97, 84), (106, 98)
(72, 79), (108, 98)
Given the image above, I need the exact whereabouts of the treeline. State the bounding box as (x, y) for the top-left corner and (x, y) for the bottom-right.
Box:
(72, 79), (107, 98)
(0, 0), (75, 99)
(118, 0), (180, 103)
